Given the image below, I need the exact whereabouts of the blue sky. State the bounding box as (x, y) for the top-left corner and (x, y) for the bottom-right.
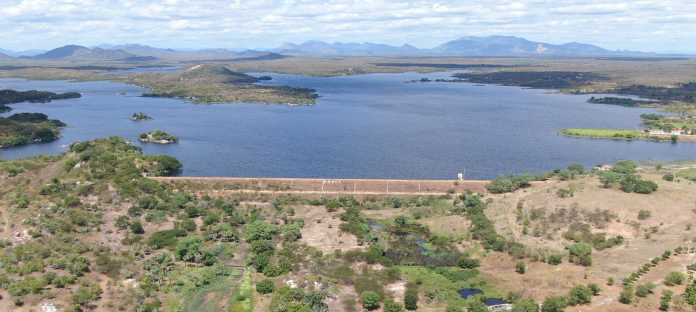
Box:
(0, 0), (694, 53)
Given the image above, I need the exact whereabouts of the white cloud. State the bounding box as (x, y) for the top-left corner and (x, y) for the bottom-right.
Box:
(0, 0), (693, 53)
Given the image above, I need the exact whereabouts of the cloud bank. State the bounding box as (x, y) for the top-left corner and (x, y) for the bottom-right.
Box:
(0, 0), (694, 53)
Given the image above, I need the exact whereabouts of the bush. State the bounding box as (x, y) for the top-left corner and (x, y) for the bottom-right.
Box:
(541, 296), (566, 312)
(458, 257), (481, 269)
(549, 254), (563, 265)
(361, 291), (380, 310)
(588, 283), (601, 296)
(569, 242), (592, 256)
(663, 173), (674, 181)
(384, 299), (404, 312)
(516, 261), (526, 274)
(635, 282), (656, 297)
(256, 279), (275, 294)
(567, 285), (592, 306)
(619, 285), (634, 304)
(665, 271), (685, 286)
(404, 292), (418, 310)
(513, 297), (539, 312)
(130, 221), (144, 234)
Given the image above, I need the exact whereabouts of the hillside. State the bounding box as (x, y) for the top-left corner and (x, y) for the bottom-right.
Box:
(0, 52), (13, 60)
(1, 141), (695, 311)
(129, 63), (318, 105)
(178, 63), (259, 83)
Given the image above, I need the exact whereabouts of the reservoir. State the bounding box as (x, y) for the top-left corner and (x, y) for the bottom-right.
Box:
(1, 71), (694, 180)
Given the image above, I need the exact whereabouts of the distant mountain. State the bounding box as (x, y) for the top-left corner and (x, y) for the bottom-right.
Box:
(0, 52), (13, 60)
(275, 36), (616, 55)
(431, 36), (610, 54)
(23, 45), (136, 60)
(274, 41), (425, 55)
(0, 48), (47, 57)
(93, 43), (117, 49)
(112, 44), (177, 56)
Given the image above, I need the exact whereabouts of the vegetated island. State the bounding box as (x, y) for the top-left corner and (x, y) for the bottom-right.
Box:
(130, 112), (153, 121)
(559, 113), (696, 143)
(0, 89), (82, 112)
(450, 71), (608, 89)
(0, 112), (67, 148)
(138, 130), (179, 144)
(586, 97), (666, 107)
(125, 63), (319, 105)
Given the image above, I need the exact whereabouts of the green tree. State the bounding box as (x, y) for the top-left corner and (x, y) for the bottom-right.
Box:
(566, 285), (592, 306)
(619, 285), (633, 304)
(143, 253), (171, 288)
(182, 219), (197, 232)
(395, 216), (407, 226)
(661, 289), (673, 311)
(665, 271), (685, 286)
(599, 171), (620, 188)
(557, 169), (572, 181)
(404, 293), (418, 310)
(587, 283), (601, 296)
(245, 221), (279, 242)
(130, 221), (144, 234)
(567, 163), (584, 175)
(445, 306), (463, 312)
(361, 291), (380, 310)
(256, 279), (275, 294)
(384, 299), (404, 312)
(467, 298), (489, 312)
(635, 282), (656, 297)
(458, 257), (481, 269)
(541, 296), (566, 312)
(612, 161), (638, 174)
(175, 237), (202, 265)
(569, 242), (592, 257)
(512, 297), (539, 312)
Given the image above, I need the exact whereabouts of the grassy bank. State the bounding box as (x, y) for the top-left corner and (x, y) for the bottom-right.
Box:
(558, 129), (642, 140)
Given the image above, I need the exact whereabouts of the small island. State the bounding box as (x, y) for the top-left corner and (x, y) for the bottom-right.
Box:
(0, 113), (67, 148)
(0, 89), (81, 104)
(130, 112), (153, 121)
(138, 130), (179, 144)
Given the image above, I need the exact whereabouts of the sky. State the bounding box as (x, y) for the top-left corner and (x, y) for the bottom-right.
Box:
(0, 0), (695, 53)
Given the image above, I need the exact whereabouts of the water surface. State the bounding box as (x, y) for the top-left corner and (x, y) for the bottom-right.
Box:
(0, 71), (693, 180)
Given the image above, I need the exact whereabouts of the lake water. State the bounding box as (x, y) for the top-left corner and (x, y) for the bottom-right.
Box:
(1, 71), (694, 180)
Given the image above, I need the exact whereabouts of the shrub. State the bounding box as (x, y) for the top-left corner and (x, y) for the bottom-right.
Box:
(569, 242), (592, 256)
(384, 299), (404, 312)
(619, 285), (634, 304)
(549, 254), (563, 265)
(513, 297), (539, 312)
(588, 283), (601, 296)
(635, 282), (656, 297)
(130, 221), (144, 234)
(516, 261), (526, 274)
(404, 292), (418, 310)
(541, 296), (566, 312)
(256, 279), (275, 294)
(360, 291), (380, 310)
(665, 271), (685, 286)
(458, 257), (481, 269)
(567, 285), (592, 306)
(638, 210), (652, 220)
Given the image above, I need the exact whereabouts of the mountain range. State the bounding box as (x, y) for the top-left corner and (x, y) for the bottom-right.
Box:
(0, 36), (644, 60)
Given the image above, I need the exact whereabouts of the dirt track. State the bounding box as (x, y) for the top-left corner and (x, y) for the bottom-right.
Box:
(150, 177), (490, 199)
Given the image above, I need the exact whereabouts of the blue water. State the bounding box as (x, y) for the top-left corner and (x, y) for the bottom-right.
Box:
(457, 289), (508, 306)
(100, 67), (182, 75)
(0, 71), (694, 180)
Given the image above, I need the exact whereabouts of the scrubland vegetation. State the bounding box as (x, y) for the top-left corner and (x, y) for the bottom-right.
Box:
(0, 137), (695, 311)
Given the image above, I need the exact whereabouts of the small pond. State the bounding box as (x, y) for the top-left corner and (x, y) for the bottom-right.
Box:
(457, 289), (508, 306)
